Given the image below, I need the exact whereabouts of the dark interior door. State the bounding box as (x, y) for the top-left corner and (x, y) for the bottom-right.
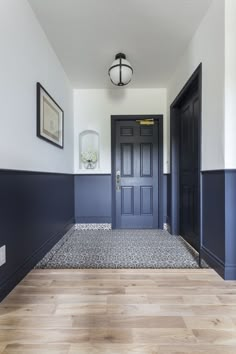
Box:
(115, 120), (159, 229)
(179, 88), (200, 251)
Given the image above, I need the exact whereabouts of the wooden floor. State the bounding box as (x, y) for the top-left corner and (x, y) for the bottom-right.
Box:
(0, 269), (236, 353)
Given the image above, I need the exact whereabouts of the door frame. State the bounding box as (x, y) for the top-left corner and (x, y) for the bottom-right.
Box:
(170, 64), (202, 254)
(111, 115), (164, 229)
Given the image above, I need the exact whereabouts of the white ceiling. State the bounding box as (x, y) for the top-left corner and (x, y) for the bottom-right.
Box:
(28, 0), (212, 89)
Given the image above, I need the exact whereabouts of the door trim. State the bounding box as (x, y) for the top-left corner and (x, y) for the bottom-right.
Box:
(111, 115), (164, 229)
(170, 64), (202, 254)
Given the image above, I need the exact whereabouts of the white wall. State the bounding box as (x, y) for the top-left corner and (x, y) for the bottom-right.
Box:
(2, 0), (230, 175)
(74, 89), (167, 174)
(167, 0), (225, 172)
(224, 0), (236, 169)
(0, 0), (74, 173)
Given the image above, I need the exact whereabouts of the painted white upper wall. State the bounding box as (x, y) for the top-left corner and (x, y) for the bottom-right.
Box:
(0, 0), (74, 173)
(2, 0), (231, 174)
(224, 0), (236, 169)
(167, 0), (225, 171)
(74, 89), (167, 174)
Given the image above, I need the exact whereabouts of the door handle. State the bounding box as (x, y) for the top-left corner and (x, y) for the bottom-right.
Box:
(116, 170), (121, 191)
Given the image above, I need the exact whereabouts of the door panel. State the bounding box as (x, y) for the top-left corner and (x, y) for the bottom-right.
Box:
(179, 91), (200, 251)
(121, 144), (133, 177)
(141, 186), (153, 215)
(120, 126), (133, 136)
(141, 144), (153, 176)
(121, 186), (134, 215)
(140, 126), (153, 136)
(115, 120), (159, 229)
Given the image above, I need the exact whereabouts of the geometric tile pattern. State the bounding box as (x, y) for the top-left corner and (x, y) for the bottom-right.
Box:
(36, 228), (205, 269)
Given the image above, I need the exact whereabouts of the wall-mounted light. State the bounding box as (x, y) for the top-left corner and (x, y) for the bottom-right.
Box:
(108, 53), (133, 86)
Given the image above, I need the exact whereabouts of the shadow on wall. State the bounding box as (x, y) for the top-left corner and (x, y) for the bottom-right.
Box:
(105, 88), (128, 101)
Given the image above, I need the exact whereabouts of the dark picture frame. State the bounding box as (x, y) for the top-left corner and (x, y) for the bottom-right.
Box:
(36, 82), (64, 148)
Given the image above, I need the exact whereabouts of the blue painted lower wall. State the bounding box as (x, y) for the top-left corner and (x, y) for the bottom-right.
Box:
(168, 168), (236, 280)
(225, 171), (236, 279)
(201, 171), (226, 277)
(0, 170), (74, 301)
(2, 168), (236, 302)
(1, 171), (169, 301)
(74, 174), (169, 226)
(201, 170), (236, 280)
(74, 174), (112, 223)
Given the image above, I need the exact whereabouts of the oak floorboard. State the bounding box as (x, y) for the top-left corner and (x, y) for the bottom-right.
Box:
(180, 295), (221, 305)
(68, 344), (236, 354)
(0, 328), (134, 344)
(0, 345), (5, 354)
(183, 316), (235, 329)
(125, 286), (236, 295)
(157, 345), (236, 354)
(50, 279), (157, 287)
(217, 295), (236, 304)
(107, 294), (220, 305)
(1, 295), (107, 306)
(55, 304), (107, 315)
(1, 269), (236, 353)
(193, 329), (236, 345)
(132, 328), (197, 344)
(10, 286), (125, 296)
(107, 303), (236, 316)
(69, 344), (158, 354)
(2, 344), (69, 354)
(0, 304), (56, 317)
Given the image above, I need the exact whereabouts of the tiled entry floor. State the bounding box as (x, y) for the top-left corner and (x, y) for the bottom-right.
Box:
(36, 228), (202, 269)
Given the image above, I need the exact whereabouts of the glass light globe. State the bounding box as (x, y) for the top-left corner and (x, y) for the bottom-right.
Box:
(108, 53), (133, 86)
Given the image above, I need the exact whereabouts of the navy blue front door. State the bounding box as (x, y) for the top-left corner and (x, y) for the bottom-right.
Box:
(115, 120), (159, 229)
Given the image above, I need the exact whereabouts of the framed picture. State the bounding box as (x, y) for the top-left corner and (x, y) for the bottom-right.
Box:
(37, 82), (64, 148)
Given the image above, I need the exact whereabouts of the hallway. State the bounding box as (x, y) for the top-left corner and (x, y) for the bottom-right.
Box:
(0, 269), (236, 353)
(1, 0), (236, 352)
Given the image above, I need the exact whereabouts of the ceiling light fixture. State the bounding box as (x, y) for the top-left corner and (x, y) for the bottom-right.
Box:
(108, 53), (133, 86)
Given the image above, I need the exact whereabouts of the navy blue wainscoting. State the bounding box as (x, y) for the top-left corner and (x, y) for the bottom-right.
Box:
(201, 170), (236, 280)
(74, 174), (112, 223)
(201, 171), (225, 276)
(224, 171), (236, 279)
(75, 174), (167, 227)
(0, 170), (74, 301)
